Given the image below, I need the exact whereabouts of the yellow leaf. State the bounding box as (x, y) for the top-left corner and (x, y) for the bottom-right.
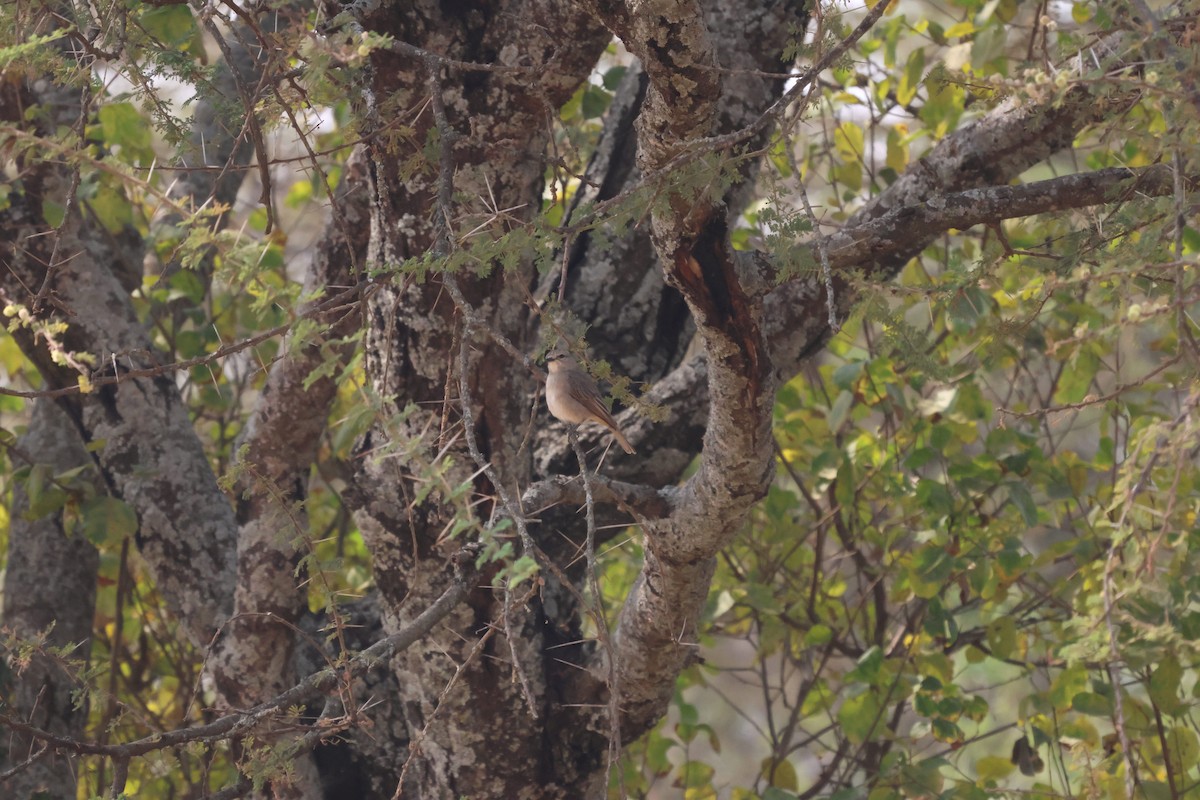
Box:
(945, 21), (976, 38)
(976, 755), (1015, 782)
(761, 757), (798, 790)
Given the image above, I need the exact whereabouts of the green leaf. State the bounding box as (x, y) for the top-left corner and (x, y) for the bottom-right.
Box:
(896, 48), (925, 105)
(762, 789), (801, 800)
(832, 361), (865, 390)
(81, 496), (139, 546)
(580, 86), (611, 119)
(970, 24), (1006, 67)
(985, 617), (1016, 660)
(846, 646), (884, 684)
(602, 65), (627, 90)
(909, 544), (955, 599)
(645, 733), (675, 774)
(87, 183), (133, 233)
(828, 390), (853, 433)
(1149, 655), (1184, 716)
(805, 624), (833, 646)
(915, 479), (953, 515)
(838, 689), (882, 743)
(974, 755), (1014, 782)
(1007, 482), (1038, 526)
(1140, 782), (1173, 800)
(1164, 726), (1198, 777)
(931, 718), (962, 743)
(677, 759), (713, 789)
(98, 102), (152, 159)
(140, 5), (198, 46)
(1071, 692), (1112, 716)
(834, 122), (864, 163)
(42, 199), (65, 228)
(678, 699), (698, 726)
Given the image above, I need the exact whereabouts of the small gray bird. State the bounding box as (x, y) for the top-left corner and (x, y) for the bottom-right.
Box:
(545, 352), (636, 455)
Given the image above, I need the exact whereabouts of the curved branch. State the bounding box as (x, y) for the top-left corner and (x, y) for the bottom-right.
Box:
(565, 10), (1158, 745)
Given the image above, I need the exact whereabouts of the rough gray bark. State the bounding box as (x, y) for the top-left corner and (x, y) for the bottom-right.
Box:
(0, 35), (239, 655)
(1, 401), (98, 799)
(330, 1), (616, 795)
(212, 151), (370, 800)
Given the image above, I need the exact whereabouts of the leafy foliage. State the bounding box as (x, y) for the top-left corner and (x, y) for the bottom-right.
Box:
(613, 2), (1200, 798)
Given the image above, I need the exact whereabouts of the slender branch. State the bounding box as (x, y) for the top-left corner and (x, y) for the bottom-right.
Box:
(190, 0), (275, 232)
(521, 473), (671, 521)
(1000, 354), (1183, 418)
(0, 570), (471, 759)
(568, 429), (622, 782)
(0, 740), (50, 781)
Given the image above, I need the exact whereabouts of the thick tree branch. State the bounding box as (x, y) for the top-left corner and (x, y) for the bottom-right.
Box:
(793, 164), (1192, 286)
(577, 0), (719, 168)
(522, 473), (673, 521)
(207, 149), (371, 800)
(572, 0), (817, 742)
(766, 32), (1145, 374)
(0, 64), (239, 651)
(0, 401), (98, 799)
(563, 9), (1164, 745)
(215, 149), (370, 698)
(333, 1), (618, 793)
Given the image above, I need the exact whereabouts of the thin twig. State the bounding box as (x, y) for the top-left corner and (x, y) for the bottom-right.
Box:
(568, 428), (622, 789)
(0, 739), (50, 780)
(999, 354), (1182, 418)
(191, 1), (275, 232)
(786, 123), (838, 331)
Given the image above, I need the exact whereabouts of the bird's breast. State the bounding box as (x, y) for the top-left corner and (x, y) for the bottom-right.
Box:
(546, 374), (591, 424)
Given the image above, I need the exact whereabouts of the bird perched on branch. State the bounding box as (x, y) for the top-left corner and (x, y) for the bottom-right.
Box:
(545, 351), (636, 455)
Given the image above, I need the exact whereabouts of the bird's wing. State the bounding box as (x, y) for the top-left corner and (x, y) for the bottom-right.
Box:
(568, 372), (621, 428)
